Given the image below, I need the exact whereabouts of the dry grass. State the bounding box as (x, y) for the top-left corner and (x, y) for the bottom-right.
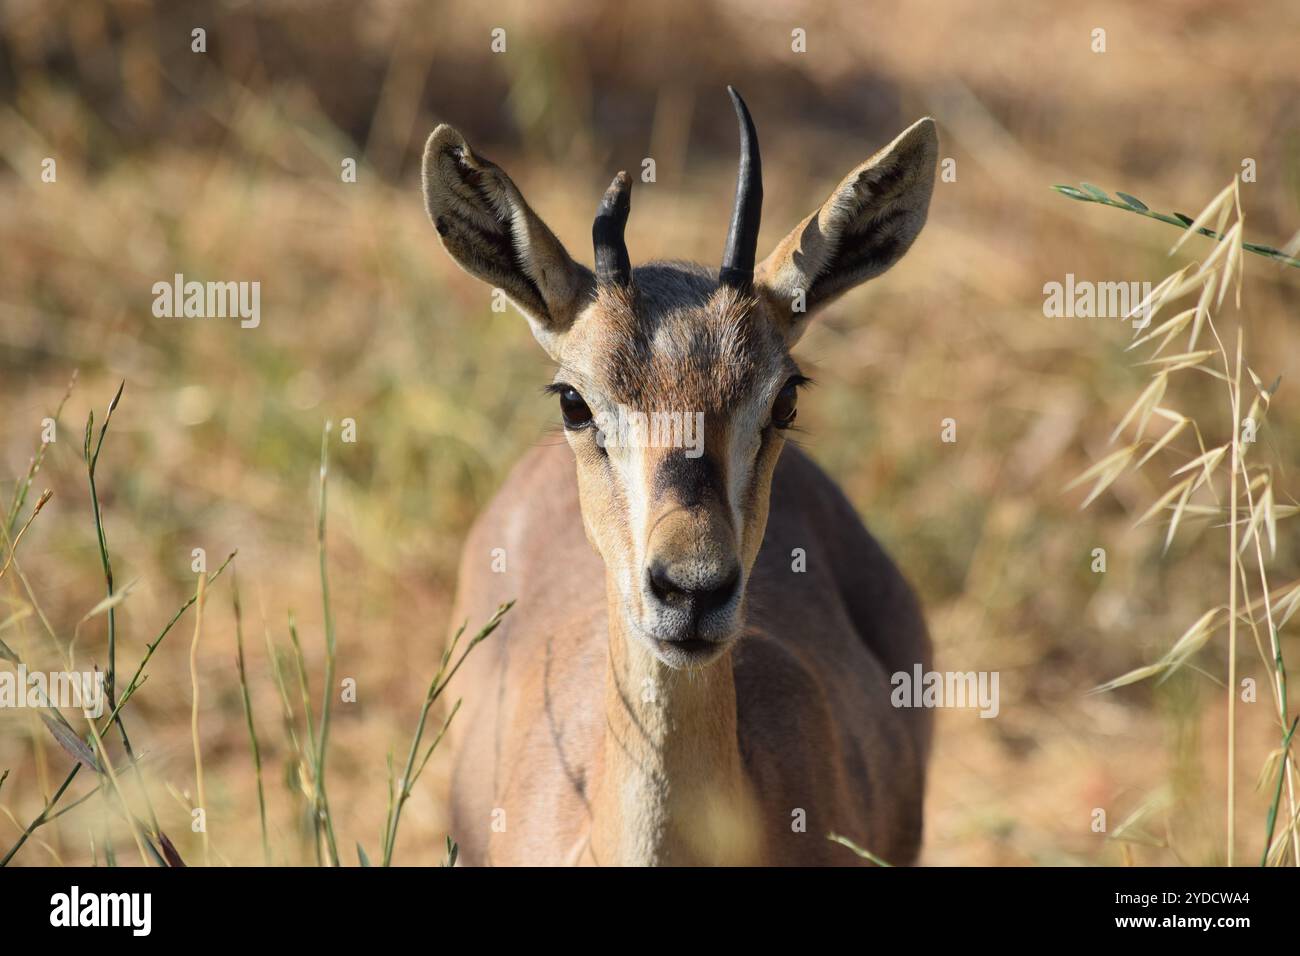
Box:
(3, 0), (1300, 866)
(1066, 178), (1300, 864)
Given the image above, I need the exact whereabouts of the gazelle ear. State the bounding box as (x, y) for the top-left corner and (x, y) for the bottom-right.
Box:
(421, 125), (593, 358)
(754, 117), (937, 345)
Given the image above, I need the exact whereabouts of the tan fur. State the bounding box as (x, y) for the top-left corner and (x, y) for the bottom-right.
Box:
(422, 114), (939, 866)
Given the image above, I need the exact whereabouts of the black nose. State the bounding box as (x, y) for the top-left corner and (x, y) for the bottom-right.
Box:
(647, 561), (740, 618)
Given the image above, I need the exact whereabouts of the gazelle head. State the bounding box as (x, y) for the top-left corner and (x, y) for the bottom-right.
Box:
(423, 89), (936, 669)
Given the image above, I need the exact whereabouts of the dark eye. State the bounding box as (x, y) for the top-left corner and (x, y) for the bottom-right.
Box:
(558, 386), (593, 429)
(772, 381), (799, 428)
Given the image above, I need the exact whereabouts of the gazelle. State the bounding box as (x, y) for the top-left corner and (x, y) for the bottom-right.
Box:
(422, 89), (937, 866)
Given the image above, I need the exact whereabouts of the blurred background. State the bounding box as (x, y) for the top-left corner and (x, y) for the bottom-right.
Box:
(3, 0), (1300, 866)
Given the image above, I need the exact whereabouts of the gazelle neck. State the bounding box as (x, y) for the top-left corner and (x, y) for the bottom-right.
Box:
(589, 580), (763, 865)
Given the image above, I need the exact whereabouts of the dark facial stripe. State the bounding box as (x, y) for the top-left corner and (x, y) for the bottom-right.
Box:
(653, 450), (727, 509)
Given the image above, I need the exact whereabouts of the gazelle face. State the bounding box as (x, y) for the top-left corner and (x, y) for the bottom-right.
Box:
(553, 277), (802, 666)
(423, 88), (938, 668)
